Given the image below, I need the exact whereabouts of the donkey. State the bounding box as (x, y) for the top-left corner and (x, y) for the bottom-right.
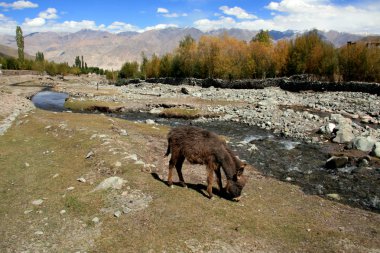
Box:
(165, 126), (247, 201)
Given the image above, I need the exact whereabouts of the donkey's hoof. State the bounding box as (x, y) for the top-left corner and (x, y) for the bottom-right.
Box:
(179, 182), (187, 188)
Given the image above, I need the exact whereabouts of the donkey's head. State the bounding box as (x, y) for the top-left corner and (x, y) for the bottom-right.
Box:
(226, 164), (247, 201)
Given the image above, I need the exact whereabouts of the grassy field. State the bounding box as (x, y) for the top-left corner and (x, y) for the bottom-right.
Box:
(0, 107), (379, 252)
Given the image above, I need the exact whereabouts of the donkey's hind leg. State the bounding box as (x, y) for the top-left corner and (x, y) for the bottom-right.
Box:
(175, 155), (186, 187)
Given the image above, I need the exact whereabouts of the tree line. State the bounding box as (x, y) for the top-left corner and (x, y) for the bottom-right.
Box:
(0, 26), (107, 76)
(118, 30), (380, 83)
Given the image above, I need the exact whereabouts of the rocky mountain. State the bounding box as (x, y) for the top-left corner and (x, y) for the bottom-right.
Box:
(0, 28), (367, 70)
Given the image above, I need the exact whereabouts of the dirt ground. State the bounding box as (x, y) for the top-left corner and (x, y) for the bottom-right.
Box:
(0, 75), (379, 252)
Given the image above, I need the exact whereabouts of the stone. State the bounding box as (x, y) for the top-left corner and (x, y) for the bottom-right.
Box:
(327, 193), (341, 201)
(352, 136), (376, 152)
(25, 162), (30, 167)
(126, 154), (138, 161)
(92, 217), (100, 223)
(332, 128), (354, 144)
(318, 123), (336, 134)
(115, 161), (122, 167)
(119, 129), (128, 136)
(31, 199), (44, 206)
(145, 119), (155, 125)
(93, 176), (126, 191)
(85, 150), (95, 159)
(60, 210), (66, 215)
(149, 108), (162, 114)
(114, 211), (122, 217)
(67, 186), (75, 191)
(325, 156), (349, 169)
(181, 87), (190, 95)
(34, 231), (44, 235)
(77, 177), (86, 183)
(371, 142), (380, 158)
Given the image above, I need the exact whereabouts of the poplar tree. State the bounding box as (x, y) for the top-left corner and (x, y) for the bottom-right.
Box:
(16, 26), (24, 62)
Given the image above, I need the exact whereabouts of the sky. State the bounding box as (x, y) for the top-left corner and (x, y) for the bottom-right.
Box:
(0, 0), (379, 35)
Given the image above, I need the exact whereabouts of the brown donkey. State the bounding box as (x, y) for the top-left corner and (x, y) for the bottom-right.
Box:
(165, 126), (247, 201)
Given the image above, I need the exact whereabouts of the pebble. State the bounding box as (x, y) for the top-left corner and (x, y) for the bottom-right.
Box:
(114, 211), (122, 217)
(60, 210), (66, 215)
(85, 150), (95, 159)
(34, 231), (44, 235)
(77, 177), (86, 183)
(67, 186), (75, 191)
(25, 162), (30, 167)
(92, 217), (100, 223)
(31, 199), (44, 206)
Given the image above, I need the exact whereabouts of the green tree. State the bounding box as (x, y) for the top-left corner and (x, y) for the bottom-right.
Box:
(252, 30), (272, 45)
(35, 51), (44, 61)
(74, 56), (81, 68)
(140, 51), (148, 79)
(119, 61), (139, 78)
(16, 26), (24, 62)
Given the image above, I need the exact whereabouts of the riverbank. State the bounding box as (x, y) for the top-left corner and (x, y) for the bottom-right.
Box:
(0, 74), (379, 252)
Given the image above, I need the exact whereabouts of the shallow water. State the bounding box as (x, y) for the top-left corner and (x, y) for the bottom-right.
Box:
(31, 91), (380, 211)
(31, 91), (69, 112)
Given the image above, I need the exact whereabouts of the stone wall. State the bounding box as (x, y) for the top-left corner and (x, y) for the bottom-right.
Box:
(1, 70), (41, 76)
(143, 76), (380, 95)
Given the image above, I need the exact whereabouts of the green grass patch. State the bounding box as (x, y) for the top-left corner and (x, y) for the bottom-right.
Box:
(64, 98), (125, 112)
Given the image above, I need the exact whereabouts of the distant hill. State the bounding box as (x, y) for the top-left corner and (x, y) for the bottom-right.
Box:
(0, 43), (33, 59)
(0, 28), (370, 70)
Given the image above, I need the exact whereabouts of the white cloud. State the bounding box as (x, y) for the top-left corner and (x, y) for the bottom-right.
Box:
(107, 21), (139, 32)
(0, 13), (17, 34)
(195, 1), (380, 34)
(264, 0), (380, 33)
(139, 23), (178, 32)
(24, 17), (45, 27)
(219, 6), (257, 19)
(157, 7), (169, 14)
(0, 0), (38, 10)
(194, 16), (237, 31)
(38, 8), (58, 20)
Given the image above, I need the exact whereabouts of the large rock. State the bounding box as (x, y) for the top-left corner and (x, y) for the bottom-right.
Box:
(93, 176), (126, 191)
(333, 128), (354, 144)
(371, 142), (380, 158)
(330, 114), (354, 144)
(352, 136), (376, 152)
(325, 156), (349, 169)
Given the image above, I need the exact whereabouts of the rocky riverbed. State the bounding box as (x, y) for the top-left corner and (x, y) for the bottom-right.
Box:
(62, 80), (380, 152)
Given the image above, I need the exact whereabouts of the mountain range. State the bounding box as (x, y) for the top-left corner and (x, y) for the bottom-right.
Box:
(0, 28), (367, 70)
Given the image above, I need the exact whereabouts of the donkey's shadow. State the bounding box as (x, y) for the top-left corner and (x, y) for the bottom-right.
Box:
(151, 172), (227, 200)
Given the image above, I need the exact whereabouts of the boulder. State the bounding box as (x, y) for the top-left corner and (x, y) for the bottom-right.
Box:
(93, 176), (126, 191)
(352, 136), (376, 152)
(318, 123), (336, 134)
(371, 142), (380, 158)
(325, 156), (349, 169)
(333, 128), (354, 144)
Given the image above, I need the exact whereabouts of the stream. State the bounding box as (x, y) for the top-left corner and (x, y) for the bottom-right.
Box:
(32, 91), (380, 212)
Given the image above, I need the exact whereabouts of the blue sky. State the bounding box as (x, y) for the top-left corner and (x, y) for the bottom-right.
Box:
(0, 0), (379, 34)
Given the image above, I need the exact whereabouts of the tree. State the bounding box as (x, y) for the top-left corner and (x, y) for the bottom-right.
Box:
(74, 56), (81, 68)
(252, 30), (272, 45)
(119, 61), (139, 78)
(140, 51), (148, 79)
(16, 26), (24, 62)
(81, 55), (84, 69)
(35, 51), (44, 62)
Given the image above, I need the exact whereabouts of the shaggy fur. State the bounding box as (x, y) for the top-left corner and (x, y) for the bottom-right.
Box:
(165, 126), (247, 200)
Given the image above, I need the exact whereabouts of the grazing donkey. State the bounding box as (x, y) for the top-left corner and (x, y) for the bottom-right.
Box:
(165, 126), (247, 201)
